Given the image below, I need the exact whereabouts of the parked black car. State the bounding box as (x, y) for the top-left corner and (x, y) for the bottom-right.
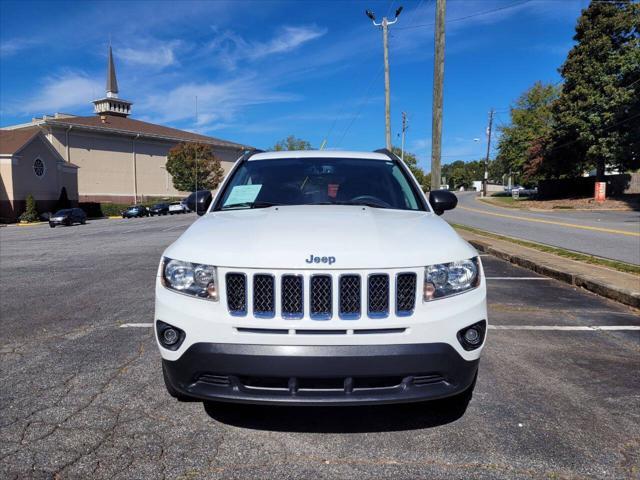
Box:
(49, 208), (87, 228)
(149, 203), (170, 216)
(122, 205), (149, 218)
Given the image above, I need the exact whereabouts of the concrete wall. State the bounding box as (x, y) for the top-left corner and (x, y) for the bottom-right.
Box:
(0, 158), (14, 220)
(49, 126), (240, 203)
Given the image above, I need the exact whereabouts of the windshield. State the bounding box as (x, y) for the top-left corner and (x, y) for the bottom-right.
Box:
(216, 158), (424, 211)
(153, 203), (167, 208)
(53, 209), (71, 216)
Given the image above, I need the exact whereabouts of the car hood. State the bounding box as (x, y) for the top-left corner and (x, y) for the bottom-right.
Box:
(164, 205), (477, 269)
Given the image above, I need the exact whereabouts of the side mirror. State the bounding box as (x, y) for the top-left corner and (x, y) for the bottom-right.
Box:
(429, 189), (458, 215)
(190, 191), (212, 216)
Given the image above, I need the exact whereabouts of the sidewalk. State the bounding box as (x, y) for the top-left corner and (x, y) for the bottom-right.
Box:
(457, 228), (640, 309)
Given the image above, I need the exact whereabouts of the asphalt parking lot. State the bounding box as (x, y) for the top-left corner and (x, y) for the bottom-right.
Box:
(1, 215), (639, 479)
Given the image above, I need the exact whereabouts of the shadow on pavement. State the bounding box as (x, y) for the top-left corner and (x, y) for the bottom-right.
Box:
(202, 397), (470, 433)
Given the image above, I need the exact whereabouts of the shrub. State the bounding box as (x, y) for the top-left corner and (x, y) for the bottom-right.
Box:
(19, 194), (40, 223)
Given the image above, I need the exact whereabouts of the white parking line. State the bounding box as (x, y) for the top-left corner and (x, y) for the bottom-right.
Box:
(485, 277), (549, 280)
(120, 323), (153, 328)
(489, 325), (640, 331)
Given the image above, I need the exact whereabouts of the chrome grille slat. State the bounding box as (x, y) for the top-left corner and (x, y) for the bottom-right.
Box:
(281, 275), (303, 318)
(310, 275), (332, 319)
(226, 273), (247, 315)
(368, 274), (389, 318)
(253, 274), (275, 317)
(396, 273), (417, 315)
(339, 274), (361, 319)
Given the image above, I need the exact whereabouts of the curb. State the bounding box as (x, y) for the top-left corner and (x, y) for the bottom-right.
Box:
(467, 238), (640, 309)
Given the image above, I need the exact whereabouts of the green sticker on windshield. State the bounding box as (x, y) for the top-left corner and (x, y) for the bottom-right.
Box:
(224, 184), (262, 206)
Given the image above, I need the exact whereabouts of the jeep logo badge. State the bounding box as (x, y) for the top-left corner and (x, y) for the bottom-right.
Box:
(305, 254), (336, 265)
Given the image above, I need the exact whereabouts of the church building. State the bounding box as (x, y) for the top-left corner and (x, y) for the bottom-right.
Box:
(0, 47), (249, 221)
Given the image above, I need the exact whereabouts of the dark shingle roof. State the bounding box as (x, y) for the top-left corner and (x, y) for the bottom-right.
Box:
(46, 115), (248, 149)
(0, 127), (41, 154)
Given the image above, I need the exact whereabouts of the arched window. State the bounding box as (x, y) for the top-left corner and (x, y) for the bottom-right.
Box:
(33, 158), (45, 177)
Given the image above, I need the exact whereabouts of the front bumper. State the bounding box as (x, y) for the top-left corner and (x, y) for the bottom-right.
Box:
(162, 342), (479, 405)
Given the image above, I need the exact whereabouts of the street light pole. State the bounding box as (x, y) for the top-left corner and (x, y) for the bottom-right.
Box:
(366, 7), (403, 150)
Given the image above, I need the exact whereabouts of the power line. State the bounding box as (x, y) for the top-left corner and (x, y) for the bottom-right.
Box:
(396, 0), (532, 30)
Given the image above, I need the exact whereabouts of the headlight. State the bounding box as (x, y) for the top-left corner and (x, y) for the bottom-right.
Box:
(424, 257), (480, 301)
(162, 258), (218, 301)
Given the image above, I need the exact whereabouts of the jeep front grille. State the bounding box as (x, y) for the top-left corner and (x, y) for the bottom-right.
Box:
(339, 274), (361, 319)
(396, 273), (417, 315)
(226, 273), (247, 315)
(281, 275), (303, 318)
(224, 271), (418, 319)
(310, 275), (332, 319)
(368, 274), (389, 317)
(253, 274), (275, 317)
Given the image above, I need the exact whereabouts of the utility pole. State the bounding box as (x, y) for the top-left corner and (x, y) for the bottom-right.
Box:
(400, 112), (408, 162)
(431, 0), (446, 191)
(366, 6), (403, 150)
(483, 108), (494, 197)
(195, 96), (198, 204)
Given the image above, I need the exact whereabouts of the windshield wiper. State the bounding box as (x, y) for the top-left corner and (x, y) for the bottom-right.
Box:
(317, 201), (389, 209)
(222, 201), (279, 210)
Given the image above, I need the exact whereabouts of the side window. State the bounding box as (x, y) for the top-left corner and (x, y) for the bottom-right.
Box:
(391, 166), (419, 210)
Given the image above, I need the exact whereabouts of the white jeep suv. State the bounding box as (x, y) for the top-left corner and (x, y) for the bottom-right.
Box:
(155, 149), (487, 406)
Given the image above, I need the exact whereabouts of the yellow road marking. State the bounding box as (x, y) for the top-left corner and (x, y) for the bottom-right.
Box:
(458, 206), (640, 237)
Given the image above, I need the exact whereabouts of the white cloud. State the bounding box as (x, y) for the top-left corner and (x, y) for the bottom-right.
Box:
(207, 24), (327, 69)
(139, 76), (299, 128)
(0, 38), (38, 57)
(20, 72), (102, 114)
(118, 41), (180, 68)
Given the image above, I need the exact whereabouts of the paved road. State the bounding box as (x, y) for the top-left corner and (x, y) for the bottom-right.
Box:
(1, 215), (639, 479)
(446, 192), (640, 265)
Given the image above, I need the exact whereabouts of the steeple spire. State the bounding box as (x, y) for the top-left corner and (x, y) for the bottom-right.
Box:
(106, 45), (119, 98)
(92, 44), (132, 117)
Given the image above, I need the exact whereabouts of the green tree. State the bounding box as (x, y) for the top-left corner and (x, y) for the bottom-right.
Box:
(547, 0), (639, 179)
(271, 135), (313, 151)
(166, 142), (225, 192)
(19, 194), (39, 223)
(495, 82), (560, 182)
(391, 146), (428, 189)
(441, 160), (485, 189)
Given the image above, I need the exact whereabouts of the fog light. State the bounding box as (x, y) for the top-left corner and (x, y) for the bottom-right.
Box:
(464, 328), (481, 345)
(163, 328), (179, 345)
(457, 320), (486, 351)
(156, 320), (185, 351)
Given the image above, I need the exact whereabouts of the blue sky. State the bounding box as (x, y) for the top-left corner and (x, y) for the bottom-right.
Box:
(0, 0), (588, 171)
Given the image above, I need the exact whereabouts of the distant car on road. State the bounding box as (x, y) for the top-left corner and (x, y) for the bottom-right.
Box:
(149, 203), (170, 216)
(49, 208), (87, 228)
(168, 202), (189, 214)
(122, 205), (149, 218)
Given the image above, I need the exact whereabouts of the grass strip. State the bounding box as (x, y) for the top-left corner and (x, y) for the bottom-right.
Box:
(451, 223), (640, 275)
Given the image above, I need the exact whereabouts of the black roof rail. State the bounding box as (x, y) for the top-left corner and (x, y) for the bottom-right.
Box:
(240, 148), (264, 161)
(374, 148), (401, 161)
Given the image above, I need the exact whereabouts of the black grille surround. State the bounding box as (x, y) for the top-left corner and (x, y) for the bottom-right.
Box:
(223, 271), (420, 319)
(281, 275), (304, 318)
(226, 273), (247, 315)
(253, 274), (275, 317)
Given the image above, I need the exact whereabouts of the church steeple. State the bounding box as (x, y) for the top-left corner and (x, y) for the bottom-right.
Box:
(106, 45), (119, 98)
(93, 45), (132, 117)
